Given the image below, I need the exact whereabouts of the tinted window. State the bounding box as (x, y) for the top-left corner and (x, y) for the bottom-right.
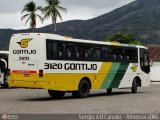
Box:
(52, 43), (58, 58)
(76, 45), (84, 58)
(117, 48), (125, 60)
(66, 44), (75, 58)
(47, 42), (52, 60)
(59, 43), (66, 58)
(84, 46), (93, 59)
(125, 48), (138, 62)
(94, 47), (101, 59)
(110, 47), (117, 60)
(131, 49), (138, 61)
(140, 49), (150, 73)
(46, 39), (138, 63)
(102, 46), (110, 60)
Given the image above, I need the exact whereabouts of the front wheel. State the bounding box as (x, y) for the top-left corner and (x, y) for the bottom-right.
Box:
(131, 79), (138, 93)
(48, 90), (65, 99)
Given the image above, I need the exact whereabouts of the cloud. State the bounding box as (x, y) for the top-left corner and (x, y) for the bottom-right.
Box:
(0, 0), (45, 13)
(0, 0), (135, 29)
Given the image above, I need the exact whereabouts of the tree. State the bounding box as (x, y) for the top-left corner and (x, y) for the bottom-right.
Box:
(42, 0), (67, 32)
(107, 32), (142, 45)
(21, 1), (43, 32)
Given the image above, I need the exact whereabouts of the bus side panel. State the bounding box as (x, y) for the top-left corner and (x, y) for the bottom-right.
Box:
(42, 73), (95, 91)
(43, 62), (113, 91)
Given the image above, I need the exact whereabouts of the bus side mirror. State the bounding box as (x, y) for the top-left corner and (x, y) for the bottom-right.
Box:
(149, 59), (153, 66)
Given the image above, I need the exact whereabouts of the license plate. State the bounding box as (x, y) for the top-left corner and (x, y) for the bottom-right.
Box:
(24, 74), (30, 77)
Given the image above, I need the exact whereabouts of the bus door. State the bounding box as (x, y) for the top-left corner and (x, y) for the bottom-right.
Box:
(140, 48), (150, 74)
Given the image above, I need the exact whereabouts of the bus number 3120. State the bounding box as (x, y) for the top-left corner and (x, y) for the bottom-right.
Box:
(19, 56), (29, 60)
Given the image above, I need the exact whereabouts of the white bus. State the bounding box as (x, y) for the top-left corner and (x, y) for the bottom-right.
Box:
(0, 51), (9, 88)
(8, 33), (150, 98)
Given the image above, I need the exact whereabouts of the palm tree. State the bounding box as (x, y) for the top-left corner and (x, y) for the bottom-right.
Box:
(21, 1), (43, 32)
(43, 0), (67, 32)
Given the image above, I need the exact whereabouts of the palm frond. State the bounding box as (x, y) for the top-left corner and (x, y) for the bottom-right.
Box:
(25, 17), (30, 25)
(57, 6), (67, 13)
(43, 9), (52, 20)
(36, 6), (43, 11)
(42, 6), (52, 13)
(55, 9), (63, 21)
(21, 14), (29, 21)
(36, 14), (43, 23)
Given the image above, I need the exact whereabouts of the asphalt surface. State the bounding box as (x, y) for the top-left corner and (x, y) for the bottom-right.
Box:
(0, 83), (160, 114)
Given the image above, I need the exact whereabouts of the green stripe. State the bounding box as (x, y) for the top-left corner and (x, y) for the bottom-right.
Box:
(109, 63), (129, 88)
(101, 62), (129, 89)
(101, 63), (121, 89)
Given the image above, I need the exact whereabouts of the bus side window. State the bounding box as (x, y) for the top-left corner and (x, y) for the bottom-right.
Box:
(47, 42), (53, 60)
(102, 46), (110, 60)
(117, 47), (125, 61)
(125, 49), (131, 61)
(66, 44), (75, 58)
(52, 43), (58, 58)
(125, 48), (138, 62)
(59, 43), (66, 58)
(84, 46), (93, 59)
(111, 47), (117, 60)
(76, 45), (84, 59)
(131, 49), (138, 62)
(94, 47), (101, 59)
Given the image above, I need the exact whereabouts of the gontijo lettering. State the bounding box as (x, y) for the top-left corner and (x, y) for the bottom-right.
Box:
(13, 50), (36, 54)
(44, 63), (97, 70)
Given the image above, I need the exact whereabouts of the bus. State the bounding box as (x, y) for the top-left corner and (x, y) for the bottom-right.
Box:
(0, 51), (9, 88)
(8, 33), (150, 98)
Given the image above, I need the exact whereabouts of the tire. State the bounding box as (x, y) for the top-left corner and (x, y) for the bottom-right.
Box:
(48, 90), (65, 99)
(73, 80), (90, 98)
(1, 84), (9, 88)
(131, 79), (138, 93)
(107, 88), (112, 95)
(72, 91), (79, 98)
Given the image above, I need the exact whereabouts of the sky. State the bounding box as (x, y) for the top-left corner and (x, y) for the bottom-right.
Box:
(0, 0), (135, 30)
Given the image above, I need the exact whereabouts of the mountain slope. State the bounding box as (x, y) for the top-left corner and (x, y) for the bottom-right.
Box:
(1, 0), (160, 50)
(31, 0), (160, 43)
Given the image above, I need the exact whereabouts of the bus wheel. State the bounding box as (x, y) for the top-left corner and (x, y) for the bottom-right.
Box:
(131, 79), (138, 93)
(48, 90), (65, 99)
(74, 80), (90, 98)
(106, 88), (112, 95)
(1, 84), (9, 88)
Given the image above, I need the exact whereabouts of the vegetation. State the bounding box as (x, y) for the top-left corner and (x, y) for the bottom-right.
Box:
(42, 0), (67, 32)
(21, 0), (67, 32)
(21, 1), (43, 32)
(107, 32), (142, 45)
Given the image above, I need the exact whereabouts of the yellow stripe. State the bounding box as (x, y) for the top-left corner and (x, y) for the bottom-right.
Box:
(92, 62), (112, 89)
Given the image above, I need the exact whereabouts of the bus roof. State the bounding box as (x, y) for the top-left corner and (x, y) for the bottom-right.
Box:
(12, 33), (146, 49)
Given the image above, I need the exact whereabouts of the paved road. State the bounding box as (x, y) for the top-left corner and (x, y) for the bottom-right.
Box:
(0, 84), (160, 114)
